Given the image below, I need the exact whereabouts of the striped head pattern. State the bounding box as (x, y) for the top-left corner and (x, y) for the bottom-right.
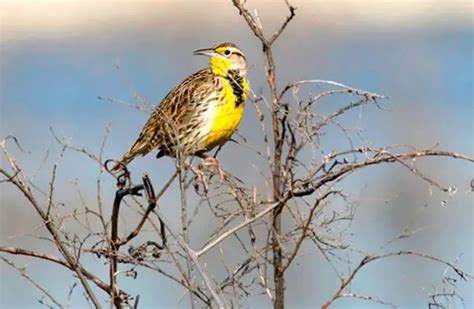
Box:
(193, 42), (248, 78)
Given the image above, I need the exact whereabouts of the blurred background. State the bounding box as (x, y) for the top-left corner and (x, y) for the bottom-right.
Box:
(1, 0), (473, 307)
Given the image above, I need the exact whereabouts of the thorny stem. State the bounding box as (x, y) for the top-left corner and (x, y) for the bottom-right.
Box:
(0, 246), (112, 294)
(156, 212), (230, 308)
(0, 140), (102, 308)
(2, 1), (473, 307)
(1, 256), (64, 308)
(108, 174), (166, 308)
(232, 0), (296, 307)
(110, 181), (144, 308)
(177, 159), (196, 308)
(321, 251), (472, 308)
(197, 200), (284, 258)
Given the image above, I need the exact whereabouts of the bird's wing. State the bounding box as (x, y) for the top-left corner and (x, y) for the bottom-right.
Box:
(120, 68), (217, 162)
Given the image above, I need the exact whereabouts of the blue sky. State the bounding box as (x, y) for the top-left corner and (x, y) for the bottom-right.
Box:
(1, 1), (473, 307)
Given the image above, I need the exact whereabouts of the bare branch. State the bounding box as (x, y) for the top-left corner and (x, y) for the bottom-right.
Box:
(1, 139), (102, 308)
(1, 256), (63, 308)
(322, 251), (472, 308)
(269, 0), (296, 45)
(197, 200), (284, 258)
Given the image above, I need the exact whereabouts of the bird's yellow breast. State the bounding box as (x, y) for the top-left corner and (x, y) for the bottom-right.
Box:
(204, 77), (248, 150)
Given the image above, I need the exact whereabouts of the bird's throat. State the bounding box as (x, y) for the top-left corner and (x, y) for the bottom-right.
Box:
(210, 57), (231, 77)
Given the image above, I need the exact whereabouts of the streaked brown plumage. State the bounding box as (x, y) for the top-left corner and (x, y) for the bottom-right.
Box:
(112, 42), (249, 172)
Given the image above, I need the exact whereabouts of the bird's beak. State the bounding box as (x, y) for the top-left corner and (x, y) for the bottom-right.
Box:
(193, 48), (219, 57)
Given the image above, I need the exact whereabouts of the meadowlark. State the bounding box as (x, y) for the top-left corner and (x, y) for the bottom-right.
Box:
(112, 42), (249, 183)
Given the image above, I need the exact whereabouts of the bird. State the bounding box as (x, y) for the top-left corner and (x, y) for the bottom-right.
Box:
(111, 42), (249, 185)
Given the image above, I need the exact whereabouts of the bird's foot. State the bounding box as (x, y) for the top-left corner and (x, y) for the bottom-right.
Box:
(184, 161), (209, 192)
(184, 156), (225, 193)
(201, 156), (225, 184)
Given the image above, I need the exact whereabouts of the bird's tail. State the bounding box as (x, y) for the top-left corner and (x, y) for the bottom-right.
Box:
(110, 150), (137, 173)
(111, 134), (152, 173)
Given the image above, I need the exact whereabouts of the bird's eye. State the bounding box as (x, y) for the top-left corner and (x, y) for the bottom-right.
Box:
(224, 49), (231, 56)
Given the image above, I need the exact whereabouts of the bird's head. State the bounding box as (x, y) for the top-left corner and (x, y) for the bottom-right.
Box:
(193, 42), (247, 77)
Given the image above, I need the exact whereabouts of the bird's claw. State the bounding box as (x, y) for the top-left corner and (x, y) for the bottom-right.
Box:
(201, 157), (225, 184)
(185, 157), (225, 194)
(186, 163), (209, 193)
